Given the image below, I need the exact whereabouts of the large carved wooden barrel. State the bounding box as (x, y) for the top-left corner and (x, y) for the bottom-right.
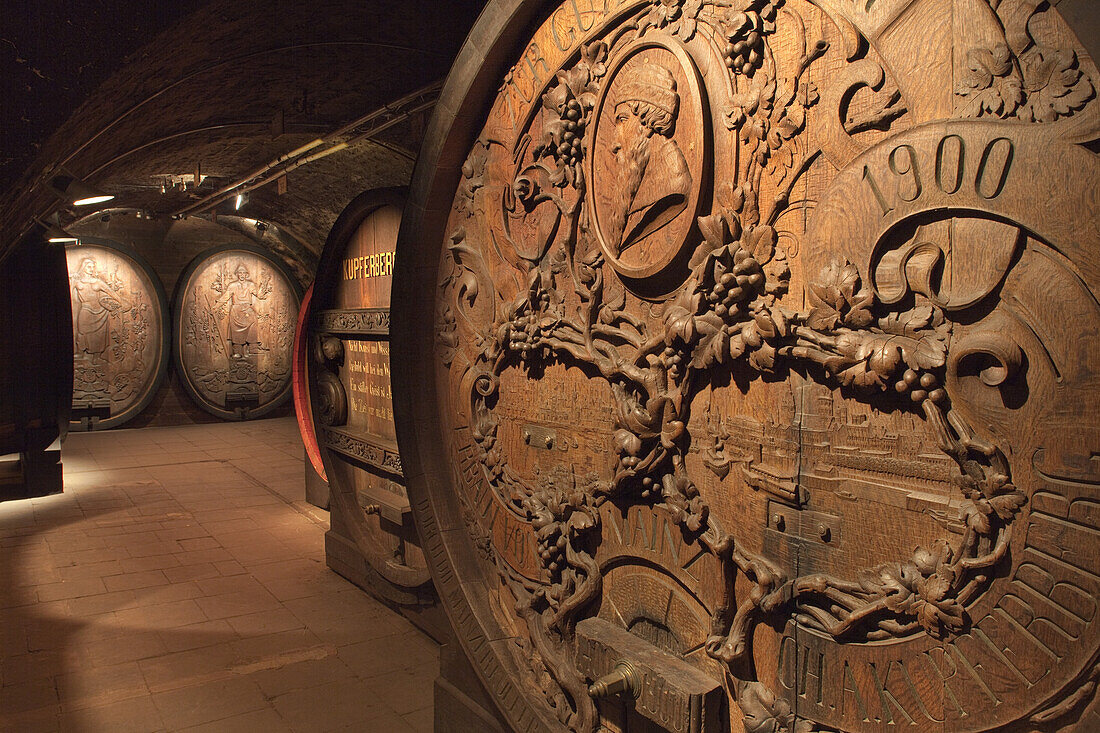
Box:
(66, 240), (169, 431)
(392, 1), (1100, 731)
(307, 188), (439, 626)
(173, 245), (301, 420)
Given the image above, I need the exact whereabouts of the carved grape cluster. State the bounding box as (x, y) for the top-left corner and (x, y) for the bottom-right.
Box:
(721, 1), (780, 76)
(658, 344), (686, 382)
(724, 29), (764, 76)
(505, 311), (541, 357)
(704, 246), (765, 319)
(893, 368), (947, 405)
(555, 98), (586, 167)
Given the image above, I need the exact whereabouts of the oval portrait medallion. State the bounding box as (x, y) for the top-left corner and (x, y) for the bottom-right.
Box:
(66, 241), (169, 430)
(174, 246), (301, 420)
(588, 37), (708, 284)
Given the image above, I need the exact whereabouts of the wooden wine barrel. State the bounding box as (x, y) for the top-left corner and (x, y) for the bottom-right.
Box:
(0, 233), (71, 499)
(293, 284), (327, 483)
(391, 2), (1100, 731)
(66, 240), (169, 431)
(307, 188), (439, 625)
(173, 245), (301, 420)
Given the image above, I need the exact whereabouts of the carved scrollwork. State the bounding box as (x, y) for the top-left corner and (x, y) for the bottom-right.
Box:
(315, 370), (348, 427)
(317, 307), (390, 336)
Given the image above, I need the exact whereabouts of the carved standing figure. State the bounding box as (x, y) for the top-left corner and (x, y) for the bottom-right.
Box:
(71, 256), (124, 358)
(214, 263), (263, 358)
(606, 64), (691, 257)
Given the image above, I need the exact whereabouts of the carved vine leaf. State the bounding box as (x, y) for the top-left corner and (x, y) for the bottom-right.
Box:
(805, 260), (873, 331)
(739, 680), (814, 733)
(955, 43), (1025, 118)
(640, 0), (704, 42)
(1018, 46), (1095, 122)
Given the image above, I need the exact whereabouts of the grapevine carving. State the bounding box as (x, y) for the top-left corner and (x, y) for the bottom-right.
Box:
(434, 0), (1096, 730)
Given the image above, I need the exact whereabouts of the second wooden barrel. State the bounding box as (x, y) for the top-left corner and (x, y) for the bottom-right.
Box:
(307, 188), (439, 632)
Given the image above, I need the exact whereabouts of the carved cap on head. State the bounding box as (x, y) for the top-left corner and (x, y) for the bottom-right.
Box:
(613, 64), (679, 119)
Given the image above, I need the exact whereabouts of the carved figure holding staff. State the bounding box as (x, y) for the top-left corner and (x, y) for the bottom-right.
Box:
(213, 262), (266, 358)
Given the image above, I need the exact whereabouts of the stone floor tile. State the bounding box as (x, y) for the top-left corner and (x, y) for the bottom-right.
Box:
(248, 656), (358, 699)
(402, 705), (434, 733)
(155, 619), (238, 654)
(0, 649), (59, 685)
(65, 589), (138, 616)
(361, 663), (438, 715)
(55, 660), (149, 711)
(151, 677), (267, 729)
(163, 562), (221, 584)
(0, 706), (60, 733)
(118, 553), (182, 573)
(177, 707), (293, 733)
(138, 641), (241, 693)
(193, 587), (281, 620)
(0, 676), (59, 715)
(35, 577), (107, 603)
(225, 607), (305, 637)
(56, 560), (121, 582)
(271, 677), (384, 732)
(112, 598), (207, 630)
(69, 629), (168, 668)
(57, 694), (165, 732)
(102, 570), (170, 592)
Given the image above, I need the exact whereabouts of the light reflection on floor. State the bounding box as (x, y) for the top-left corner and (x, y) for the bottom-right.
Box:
(0, 418), (437, 732)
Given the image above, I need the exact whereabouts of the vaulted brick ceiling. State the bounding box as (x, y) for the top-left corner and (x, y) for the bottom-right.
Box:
(2, 0), (484, 261)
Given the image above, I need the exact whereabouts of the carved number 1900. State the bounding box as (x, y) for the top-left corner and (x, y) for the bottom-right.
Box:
(861, 135), (1015, 216)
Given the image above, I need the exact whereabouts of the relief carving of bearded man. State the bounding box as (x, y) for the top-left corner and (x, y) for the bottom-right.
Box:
(605, 64), (691, 258)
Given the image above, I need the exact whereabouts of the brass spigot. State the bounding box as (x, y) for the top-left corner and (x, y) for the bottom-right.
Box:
(588, 661), (641, 699)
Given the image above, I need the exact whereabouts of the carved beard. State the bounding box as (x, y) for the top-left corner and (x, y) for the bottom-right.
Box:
(607, 133), (651, 255)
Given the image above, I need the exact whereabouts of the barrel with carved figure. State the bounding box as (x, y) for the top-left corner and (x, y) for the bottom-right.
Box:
(307, 188), (440, 633)
(391, 1), (1100, 731)
(66, 240), (169, 431)
(174, 245), (301, 420)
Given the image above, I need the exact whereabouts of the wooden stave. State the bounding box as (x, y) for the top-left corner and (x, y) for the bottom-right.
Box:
(292, 284), (327, 481)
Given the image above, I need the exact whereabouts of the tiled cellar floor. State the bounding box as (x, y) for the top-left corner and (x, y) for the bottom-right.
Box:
(0, 418), (438, 732)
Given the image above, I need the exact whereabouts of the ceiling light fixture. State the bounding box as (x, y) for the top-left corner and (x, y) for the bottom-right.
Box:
(48, 174), (115, 207)
(43, 223), (77, 243)
(234, 193), (246, 211)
